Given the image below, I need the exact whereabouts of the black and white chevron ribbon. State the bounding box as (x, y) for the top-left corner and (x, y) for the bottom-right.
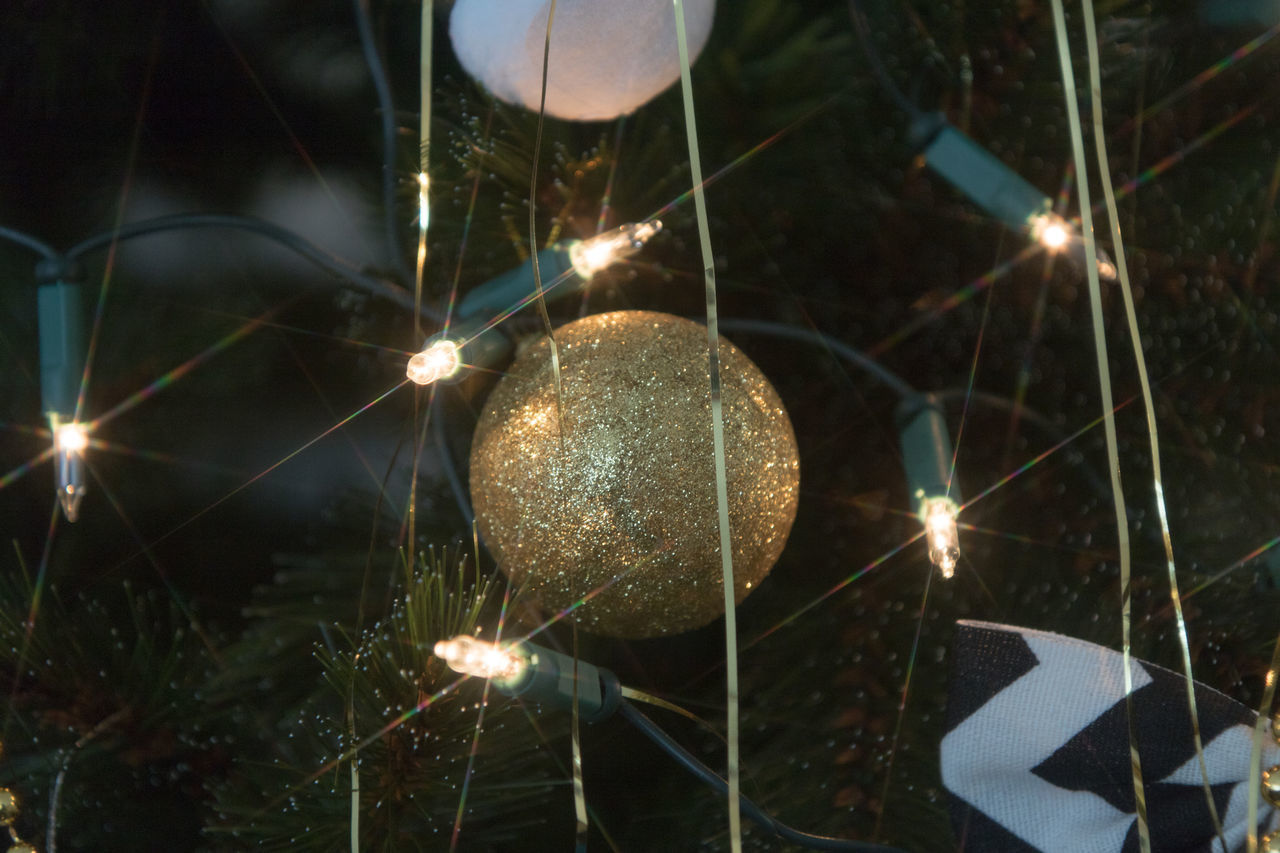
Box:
(941, 620), (1278, 852)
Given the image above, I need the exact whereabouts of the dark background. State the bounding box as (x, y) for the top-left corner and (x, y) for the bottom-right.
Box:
(2, 0), (1280, 849)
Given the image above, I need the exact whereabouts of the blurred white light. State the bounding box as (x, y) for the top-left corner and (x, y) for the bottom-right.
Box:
(434, 635), (527, 683)
(55, 422), (89, 453)
(1031, 214), (1071, 252)
(417, 172), (430, 231)
(406, 339), (461, 386)
(51, 418), (89, 522)
(567, 220), (662, 279)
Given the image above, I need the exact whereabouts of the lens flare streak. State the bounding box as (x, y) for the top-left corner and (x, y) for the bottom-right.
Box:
(89, 308), (276, 432)
(109, 380), (409, 573)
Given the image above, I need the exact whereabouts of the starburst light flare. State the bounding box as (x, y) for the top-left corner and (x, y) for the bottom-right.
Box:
(51, 416), (88, 522)
(1030, 213), (1071, 252)
(566, 220), (663, 278)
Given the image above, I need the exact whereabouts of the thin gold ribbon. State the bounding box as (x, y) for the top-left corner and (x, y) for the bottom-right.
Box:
(620, 686), (729, 745)
(672, 3), (742, 850)
(529, 0), (566, 450)
(571, 625), (589, 848)
(1080, 1), (1226, 848)
(1047, 1), (1150, 849)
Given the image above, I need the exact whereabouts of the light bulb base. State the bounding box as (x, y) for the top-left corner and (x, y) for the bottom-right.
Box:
(895, 394), (960, 516)
(454, 248), (578, 321)
(37, 280), (86, 419)
(437, 637), (621, 723)
(503, 642), (621, 723)
(921, 123), (1052, 235)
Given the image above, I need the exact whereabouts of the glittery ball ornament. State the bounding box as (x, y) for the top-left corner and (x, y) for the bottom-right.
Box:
(449, 0), (715, 122)
(469, 311), (799, 638)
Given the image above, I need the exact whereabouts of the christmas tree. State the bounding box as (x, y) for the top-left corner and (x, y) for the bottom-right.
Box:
(2, 0), (1279, 850)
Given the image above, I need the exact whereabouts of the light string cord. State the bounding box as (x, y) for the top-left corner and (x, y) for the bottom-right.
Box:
(715, 318), (918, 400)
(1080, 2), (1227, 849)
(432, 395), (473, 524)
(1047, 2), (1150, 850)
(672, 1), (741, 849)
(617, 700), (905, 853)
(846, 0), (926, 120)
(0, 215), (440, 322)
(715, 319), (1128, 507)
(353, 0), (411, 283)
(0, 226), (57, 261)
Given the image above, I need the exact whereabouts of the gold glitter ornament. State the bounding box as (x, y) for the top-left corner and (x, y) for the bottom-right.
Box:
(0, 790), (16, 825)
(469, 310), (800, 638)
(7, 843), (37, 853)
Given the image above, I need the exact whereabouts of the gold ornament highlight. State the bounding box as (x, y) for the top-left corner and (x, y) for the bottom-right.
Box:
(469, 310), (800, 638)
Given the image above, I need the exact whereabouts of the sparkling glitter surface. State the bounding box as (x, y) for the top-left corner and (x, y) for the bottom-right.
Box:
(469, 310), (800, 638)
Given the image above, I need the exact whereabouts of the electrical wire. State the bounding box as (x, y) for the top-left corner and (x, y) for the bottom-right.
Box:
(353, 0), (411, 282)
(717, 318), (918, 400)
(618, 700), (906, 853)
(847, 0), (925, 120)
(431, 394), (473, 524)
(0, 225), (59, 261)
(60, 213), (440, 323)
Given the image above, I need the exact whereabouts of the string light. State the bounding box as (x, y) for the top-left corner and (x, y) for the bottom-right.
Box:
(434, 634), (903, 851)
(455, 219), (663, 321)
(51, 415), (88, 523)
(433, 635), (527, 684)
(566, 221), (663, 279)
(895, 394), (961, 579)
(406, 338), (461, 386)
(921, 496), (961, 579)
(434, 634), (620, 722)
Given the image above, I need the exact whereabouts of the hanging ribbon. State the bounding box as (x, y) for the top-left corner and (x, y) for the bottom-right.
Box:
(942, 620), (1278, 852)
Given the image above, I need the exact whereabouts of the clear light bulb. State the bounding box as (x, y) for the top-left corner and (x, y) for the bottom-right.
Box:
(921, 496), (960, 580)
(434, 635), (527, 683)
(1030, 213), (1071, 252)
(567, 220), (662, 278)
(406, 339), (461, 386)
(51, 416), (88, 522)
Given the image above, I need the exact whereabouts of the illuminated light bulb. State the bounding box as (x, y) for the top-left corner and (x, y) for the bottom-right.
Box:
(1030, 214), (1071, 252)
(433, 635), (527, 683)
(406, 339), (461, 386)
(51, 417), (88, 522)
(567, 220), (663, 279)
(921, 496), (960, 580)
(55, 421), (88, 454)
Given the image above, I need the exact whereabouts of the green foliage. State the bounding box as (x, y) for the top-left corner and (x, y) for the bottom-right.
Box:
(208, 550), (563, 851)
(0, 568), (223, 851)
